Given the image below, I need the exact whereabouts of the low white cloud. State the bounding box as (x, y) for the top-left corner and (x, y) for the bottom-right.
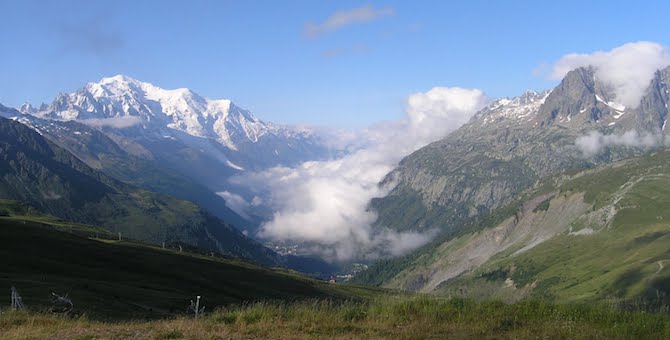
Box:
(232, 87), (488, 261)
(217, 190), (252, 220)
(575, 130), (664, 157)
(78, 116), (141, 128)
(549, 41), (670, 108)
(406, 87), (488, 146)
(304, 5), (394, 38)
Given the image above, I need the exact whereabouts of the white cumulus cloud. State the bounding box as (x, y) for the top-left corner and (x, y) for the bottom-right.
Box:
(231, 87), (488, 261)
(549, 41), (670, 108)
(406, 87), (489, 146)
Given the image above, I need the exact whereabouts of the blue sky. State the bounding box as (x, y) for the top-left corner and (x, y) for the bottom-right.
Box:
(1, 0), (669, 127)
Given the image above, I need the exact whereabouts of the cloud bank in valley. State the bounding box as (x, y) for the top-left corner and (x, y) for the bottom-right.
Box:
(78, 116), (141, 128)
(575, 130), (665, 157)
(216, 191), (255, 220)
(549, 41), (670, 108)
(231, 87), (488, 261)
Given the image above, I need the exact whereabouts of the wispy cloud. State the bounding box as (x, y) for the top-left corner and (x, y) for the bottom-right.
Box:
(57, 16), (124, 56)
(78, 116), (141, 128)
(575, 130), (665, 157)
(320, 44), (369, 58)
(406, 23), (423, 33)
(304, 5), (395, 38)
(216, 190), (262, 220)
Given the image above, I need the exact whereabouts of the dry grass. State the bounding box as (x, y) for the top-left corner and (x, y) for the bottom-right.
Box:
(2, 296), (669, 339)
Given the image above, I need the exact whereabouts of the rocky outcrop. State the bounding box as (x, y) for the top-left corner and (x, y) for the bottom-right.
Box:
(373, 67), (670, 234)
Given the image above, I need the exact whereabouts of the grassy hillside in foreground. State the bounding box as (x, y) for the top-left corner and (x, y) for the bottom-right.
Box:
(2, 297), (669, 339)
(0, 217), (382, 320)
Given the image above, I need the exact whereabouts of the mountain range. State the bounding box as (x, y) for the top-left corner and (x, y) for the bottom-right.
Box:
(0, 112), (279, 264)
(25, 75), (328, 171)
(373, 66), (669, 235)
(3, 65), (670, 303)
(17, 75), (340, 230)
(0, 102), (336, 274)
(355, 66), (670, 303)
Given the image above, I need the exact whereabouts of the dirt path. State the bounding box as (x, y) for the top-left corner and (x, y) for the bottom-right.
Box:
(655, 260), (665, 275)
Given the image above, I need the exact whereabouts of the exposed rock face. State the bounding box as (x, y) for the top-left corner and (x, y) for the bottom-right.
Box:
(372, 67), (670, 234)
(634, 67), (670, 132)
(366, 148), (670, 300)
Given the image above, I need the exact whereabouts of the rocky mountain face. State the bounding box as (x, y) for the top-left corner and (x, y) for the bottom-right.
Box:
(1, 105), (338, 274)
(0, 115), (281, 265)
(11, 76), (342, 230)
(1, 111), (254, 231)
(354, 65), (670, 299)
(355, 148), (670, 305)
(372, 66), (670, 235)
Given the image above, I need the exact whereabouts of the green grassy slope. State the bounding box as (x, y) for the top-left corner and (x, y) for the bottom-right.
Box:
(357, 149), (670, 305)
(0, 217), (381, 320)
(443, 150), (670, 304)
(2, 297), (670, 338)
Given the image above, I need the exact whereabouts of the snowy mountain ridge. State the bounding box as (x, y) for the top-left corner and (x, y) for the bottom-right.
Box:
(472, 90), (552, 126)
(27, 75), (311, 152)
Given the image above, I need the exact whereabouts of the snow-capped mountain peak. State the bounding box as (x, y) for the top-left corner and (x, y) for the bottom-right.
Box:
(473, 90), (551, 126)
(31, 75), (303, 151)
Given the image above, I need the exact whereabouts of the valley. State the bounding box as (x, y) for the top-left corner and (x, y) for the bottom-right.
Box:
(0, 210), (380, 320)
(3, 8), (670, 336)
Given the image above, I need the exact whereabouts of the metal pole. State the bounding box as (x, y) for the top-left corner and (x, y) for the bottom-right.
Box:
(10, 286), (23, 310)
(195, 296), (201, 319)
